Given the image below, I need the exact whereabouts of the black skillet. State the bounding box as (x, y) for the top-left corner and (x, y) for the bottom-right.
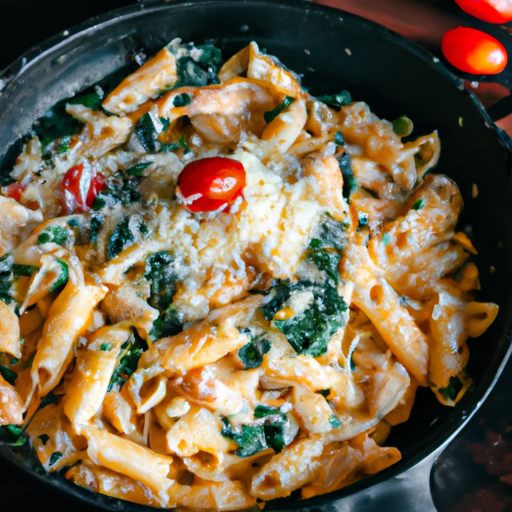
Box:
(1, 1), (512, 510)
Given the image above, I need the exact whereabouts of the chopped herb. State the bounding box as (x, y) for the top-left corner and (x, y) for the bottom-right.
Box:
(161, 135), (189, 154)
(261, 281), (347, 357)
(39, 392), (58, 410)
(238, 335), (272, 369)
(39, 434), (50, 446)
(0, 363), (17, 385)
(93, 172), (143, 210)
(67, 219), (79, 228)
(37, 226), (69, 246)
(412, 198), (424, 211)
(100, 343), (113, 352)
(459, 117), (463, 127)
(358, 212), (369, 228)
(49, 259), (68, 292)
(49, 451), (63, 466)
(125, 162), (153, 177)
(89, 213), (104, 244)
(334, 131), (345, 146)
(317, 389), (331, 398)
(338, 151), (357, 201)
(264, 96), (295, 124)
(57, 135), (71, 154)
(0, 254), (38, 305)
(329, 414), (341, 427)
(106, 218), (135, 260)
(391, 116), (413, 137)
(438, 375), (464, 401)
(173, 93), (192, 107)
(316, 90), (352, 110)
(254, 405), (286, 420)
(382, 233), (390, 247)
(67, 90), (103, 111)
(108, 328), (147, 392)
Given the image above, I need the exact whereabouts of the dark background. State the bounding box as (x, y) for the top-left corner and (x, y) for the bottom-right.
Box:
(1, 1), (512, 511)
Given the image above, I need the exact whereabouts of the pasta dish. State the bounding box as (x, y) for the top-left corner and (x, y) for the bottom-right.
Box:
(0, 40), (499, 509)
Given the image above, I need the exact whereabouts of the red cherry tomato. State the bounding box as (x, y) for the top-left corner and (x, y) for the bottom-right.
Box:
(2, 182), (27, 202)
(61, 162), (105, 213)
(177, 157), (246, 213)
(454, 0), (512, 24)
(441, 27), (508, 74)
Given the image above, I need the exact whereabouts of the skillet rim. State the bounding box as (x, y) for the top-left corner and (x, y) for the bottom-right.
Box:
(1, 0), (512, 509)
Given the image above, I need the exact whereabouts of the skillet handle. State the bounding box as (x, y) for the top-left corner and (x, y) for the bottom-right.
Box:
(326, 451), (439, 512)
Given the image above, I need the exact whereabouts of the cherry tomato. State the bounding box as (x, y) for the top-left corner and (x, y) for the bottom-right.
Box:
(177, 157), (246, 213)
(60, 162), (105, 213)
(2, 182), (27, 202)
(454, 0), (512, 24)
(441, 27), (508, 74)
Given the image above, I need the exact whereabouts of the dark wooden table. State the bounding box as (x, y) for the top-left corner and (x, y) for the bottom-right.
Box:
(1, 1), (512, 511)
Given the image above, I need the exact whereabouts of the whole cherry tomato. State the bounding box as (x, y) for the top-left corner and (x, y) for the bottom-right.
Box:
(441, 27), (508, 74)
(454, 0), (512, 24)
(2, 182), (27, 202)
(177, 157), (246, 213)
(61, 162), (105, 213)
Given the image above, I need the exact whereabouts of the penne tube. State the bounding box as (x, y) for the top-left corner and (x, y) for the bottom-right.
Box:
(63, 326), (132, 427)
(83, 424), (175, 505)
(0, 300), (21, 358)
(30, 278), (107, 398)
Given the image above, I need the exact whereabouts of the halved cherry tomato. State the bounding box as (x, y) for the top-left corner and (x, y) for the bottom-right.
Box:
(176, 157), (246, 213)
(441, 27), (508, 74)
(454, 0), (512, 24)
(2, 182), (27, 202)
(60, 162), (105, 213)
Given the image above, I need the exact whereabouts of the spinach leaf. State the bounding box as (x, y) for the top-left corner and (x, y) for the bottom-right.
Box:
(31, 88), (102, 150)
(412, 198), (424, 211)
(307, 250), (341, 285)
(49, 451), (63, 466)
(89, 213), (104, 244)
(337, 151), (357, 202)
(258, 279), (292, 321)
(93, 173), (142, 210)
(0, 425), (26, 447)
(0, 363), (17, 385)
(150, 306), (183, 340)
(136, 113), (165, 153)
(329, 414), (341, 427)
(307, 217), (347, 285)
(144, 252), (178, 312)
(108, 328), (147, 392)
(334, 131), (345, 146)
(264, 96), (295, 124)
(316, 90), (352, 110)
(238, 335), (271, 369)
(309, 216), (347, 252)
(221, 419), (267, 458)
(171, 43), (223, 89)
(106, 218), (135, 260)
(0, 254), (38, 305)
(438, 375), (464, 402)
(222, 405), (292, 457)
(37, 226), (69, 246)
(261, 281), (347, 357)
